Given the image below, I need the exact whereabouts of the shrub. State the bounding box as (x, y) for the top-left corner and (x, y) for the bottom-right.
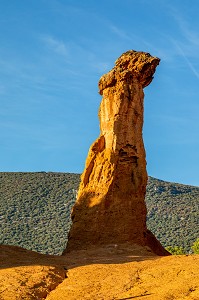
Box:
(165, 246), (185, 255)
(191, 238), (199, 254)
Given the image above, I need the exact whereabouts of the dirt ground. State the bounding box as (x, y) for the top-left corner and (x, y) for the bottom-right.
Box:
(0, 244), (199, 300)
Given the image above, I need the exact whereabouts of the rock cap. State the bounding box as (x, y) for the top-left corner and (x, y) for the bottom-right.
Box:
(99, 50), (160, 94)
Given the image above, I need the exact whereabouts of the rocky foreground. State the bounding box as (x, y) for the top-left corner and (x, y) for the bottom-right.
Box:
(1, 244), (199, 300)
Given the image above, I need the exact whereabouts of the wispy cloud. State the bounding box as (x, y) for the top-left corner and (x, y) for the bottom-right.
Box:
(41, 35), (69, 58)
(90, 61), (111, 73)
(161, 4), (199, 79)
(168, 6), (199, 47)
(110, 25), (132, 41)
(41, 34), (108, 73)
(116, 24), (164, 61)
(172, 40), (199, 80)
(109, 23), (151, 47)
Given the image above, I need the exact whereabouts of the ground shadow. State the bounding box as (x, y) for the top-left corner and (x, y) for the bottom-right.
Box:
(0, 242), (161, 271)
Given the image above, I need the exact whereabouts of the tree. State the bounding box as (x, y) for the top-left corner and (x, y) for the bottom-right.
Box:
(191, 238), (199, 254)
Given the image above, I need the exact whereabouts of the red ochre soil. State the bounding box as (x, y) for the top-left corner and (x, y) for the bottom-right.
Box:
(1, 244), (199, 300)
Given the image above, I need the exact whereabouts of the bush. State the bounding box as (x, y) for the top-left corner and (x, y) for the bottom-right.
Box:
(165, 246), (186, 255)
(191, 238), (199, 254)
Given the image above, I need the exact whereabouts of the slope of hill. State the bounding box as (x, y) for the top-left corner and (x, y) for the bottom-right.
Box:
(0, 172), (198, 254)
(146, 177), (199, 253)
(0, 172), (80, 255)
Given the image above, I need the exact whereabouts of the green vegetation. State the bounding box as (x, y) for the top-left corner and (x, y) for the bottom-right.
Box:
(0, 172), (80, 255)
(146, 177), (199, 253)
(165, 246), (186, 255)
(0, 172), (198, 255)
(191, 238), (199, 254)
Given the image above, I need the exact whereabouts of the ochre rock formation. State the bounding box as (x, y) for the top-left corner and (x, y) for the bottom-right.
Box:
(66, 50), (168, 255)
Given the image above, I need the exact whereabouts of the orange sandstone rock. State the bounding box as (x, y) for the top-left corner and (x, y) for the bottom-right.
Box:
(66, 50), (168, 255)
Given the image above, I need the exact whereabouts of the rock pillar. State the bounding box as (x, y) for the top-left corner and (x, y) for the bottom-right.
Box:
(65, 50), (168, 255)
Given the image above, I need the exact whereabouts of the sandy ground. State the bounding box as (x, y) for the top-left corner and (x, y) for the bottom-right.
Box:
(0, 244), (199, 300)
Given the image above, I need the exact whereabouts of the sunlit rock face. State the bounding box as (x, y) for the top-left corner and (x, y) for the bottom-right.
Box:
(65, 50), (168, 255)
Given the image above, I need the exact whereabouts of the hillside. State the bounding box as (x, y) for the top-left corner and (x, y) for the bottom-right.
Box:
(146, 177), (199, 253)
(0, 172), (198, 254)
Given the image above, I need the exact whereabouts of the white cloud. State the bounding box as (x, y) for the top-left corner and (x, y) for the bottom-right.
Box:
(169, 7), (199, 46)
(157, 3), (199, 79)
(90, 61), (110, 73)
(110, 25), (132, 41)
(41, 35), (69, 58)
(172, 40), (199, 80)
(167, 4), (199, 51)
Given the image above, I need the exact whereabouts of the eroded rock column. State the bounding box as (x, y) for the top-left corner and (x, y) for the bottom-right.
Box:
(65, 50), (168, 255)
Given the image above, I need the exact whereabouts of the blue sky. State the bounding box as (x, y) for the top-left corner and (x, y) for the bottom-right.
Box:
(0, 0), (198, 186)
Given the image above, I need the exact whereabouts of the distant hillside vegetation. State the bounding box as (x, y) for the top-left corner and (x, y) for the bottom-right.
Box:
(0, 172), (80, 255)
(0, 172), (198, 254)
(146, 177), (199, 253)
